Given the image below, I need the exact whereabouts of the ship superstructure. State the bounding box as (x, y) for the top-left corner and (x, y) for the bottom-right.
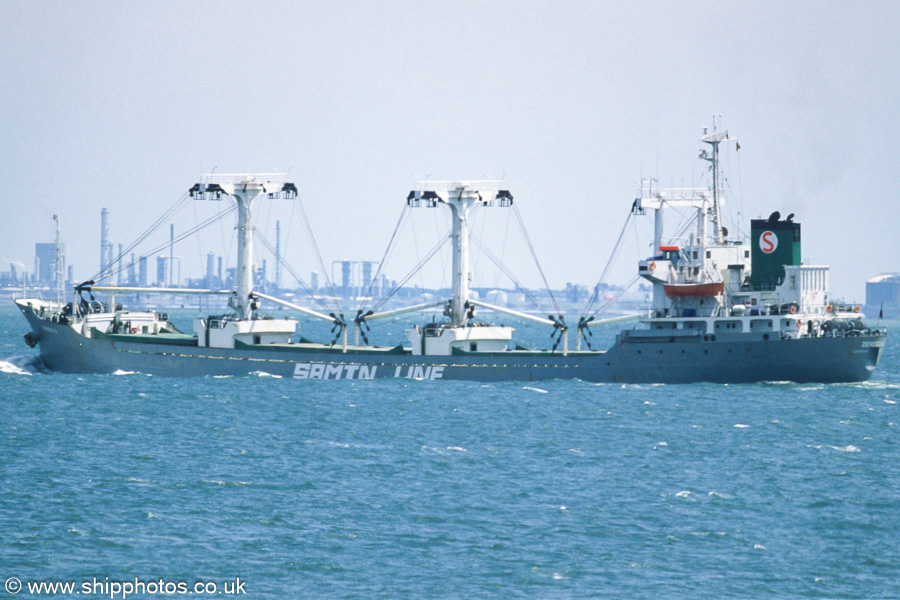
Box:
(600, 126), (884, 380)
(627, 128), (873, 348)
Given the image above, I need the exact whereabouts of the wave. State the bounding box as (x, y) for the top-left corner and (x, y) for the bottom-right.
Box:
(250, 371), (282, 378)
(111, 369), (152, 377)
(810, 444), (862, 453)
(0, 354), (42, 375)
(849, 380), (900, 390)
(827, 445), (861, 453)
(421, 445), (468, 455)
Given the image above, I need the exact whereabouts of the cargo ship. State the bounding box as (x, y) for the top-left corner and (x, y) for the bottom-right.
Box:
(15, 129), (886, 382)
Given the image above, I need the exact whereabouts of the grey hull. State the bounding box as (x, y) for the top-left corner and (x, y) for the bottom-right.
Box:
(19, 304), (885, 384)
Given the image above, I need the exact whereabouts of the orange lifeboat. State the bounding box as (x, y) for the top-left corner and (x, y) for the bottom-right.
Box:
(663, 282), (725, 298)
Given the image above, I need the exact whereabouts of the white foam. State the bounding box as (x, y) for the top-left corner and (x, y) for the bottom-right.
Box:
(828, 445), (861, 453)
(734, 424), (751, 428)
(0, 355), (35, 375)
(250, 371), (282, 378)
(753, 543), (766, 550)
(522, 386), (548, 394)
(446, 446), (467, 452)
(112, 369), (136, 375)
(675, 490), (691, 498)
(852, 381), (900, 390)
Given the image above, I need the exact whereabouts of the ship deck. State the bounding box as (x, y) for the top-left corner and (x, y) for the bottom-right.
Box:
(87, 329), (604, 357)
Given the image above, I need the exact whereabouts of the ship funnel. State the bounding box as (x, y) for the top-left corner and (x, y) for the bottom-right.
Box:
(751, 213), (801, 290)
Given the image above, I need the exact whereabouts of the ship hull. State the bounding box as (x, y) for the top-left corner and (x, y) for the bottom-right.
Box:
(19, 302), (885, 384)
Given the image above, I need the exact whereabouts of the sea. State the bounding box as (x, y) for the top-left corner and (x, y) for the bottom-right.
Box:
(2, 305), (899, 599)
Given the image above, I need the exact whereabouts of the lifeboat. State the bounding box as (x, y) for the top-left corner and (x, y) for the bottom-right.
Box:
(663, 281), (725, 298)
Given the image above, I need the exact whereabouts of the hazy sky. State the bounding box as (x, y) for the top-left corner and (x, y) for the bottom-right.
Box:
(1, 1), (897, 301)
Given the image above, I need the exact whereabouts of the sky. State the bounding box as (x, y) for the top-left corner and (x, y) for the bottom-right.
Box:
(1, 0), (897, 301)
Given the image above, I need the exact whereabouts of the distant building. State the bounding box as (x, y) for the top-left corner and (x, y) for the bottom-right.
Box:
(34, 242), (66, 286)
(206, 253), (216, 288)
(139, 256), (148, 286)
(565, 282), (588, 304)
(156, 256), (167, 286)
(866, 273), (900, 318)
(0, 263), (29, 287)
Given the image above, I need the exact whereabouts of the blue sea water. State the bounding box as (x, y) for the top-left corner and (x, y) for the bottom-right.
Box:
(2, 305), (899, 599)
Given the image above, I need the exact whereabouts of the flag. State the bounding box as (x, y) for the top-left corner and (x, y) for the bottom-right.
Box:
(880, 304), (884, 319)
(736, 142), (741, 151)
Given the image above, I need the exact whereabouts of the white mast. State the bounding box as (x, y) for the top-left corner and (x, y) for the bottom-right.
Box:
(700, 126), (729, 244)
(449, 187), (473, 326)
(407, 181), (513, 327)
(235, 189), (254, 318)
(190, 174), (297, 320)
